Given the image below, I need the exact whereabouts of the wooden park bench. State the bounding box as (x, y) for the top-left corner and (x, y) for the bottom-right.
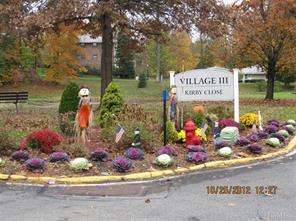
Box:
(0, 91), (28, 113)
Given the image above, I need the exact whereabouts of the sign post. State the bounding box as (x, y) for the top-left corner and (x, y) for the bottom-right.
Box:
(233, 69), (240, 122)
(162, 89), (168, 146)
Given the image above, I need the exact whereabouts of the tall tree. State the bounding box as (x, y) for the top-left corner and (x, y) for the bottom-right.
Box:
(42, 24), (86, 82)
(4, 0), (225, 100)
(115, 31), (135, 79)
(232, 0), (296, 99)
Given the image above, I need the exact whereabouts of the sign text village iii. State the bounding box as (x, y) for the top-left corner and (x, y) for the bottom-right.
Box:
(174, 67), (240, 122)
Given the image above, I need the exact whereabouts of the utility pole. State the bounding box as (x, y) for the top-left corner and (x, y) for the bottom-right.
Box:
(156, 34), (161, 82)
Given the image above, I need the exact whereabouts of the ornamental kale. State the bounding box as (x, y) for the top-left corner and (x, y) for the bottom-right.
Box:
(257, 131), (269, 139)
(125, 147), (144, 160)
(267, 119), (280, 128)
(215, 140), (230, 150)
(90, 148), (109, 162)
(264, 125), (278, 134)
(25, 158), (46, 173)
(247, 144), (262, 154)
(154, 154), (174, 167)
(218, 118), (241, 130)
(70, 158), (92, 172)
(283, 126), (295, 135)
(49, 152), (70, 162)
(156, 146), (177, 156)
(0, 158), (5, 167)
(10, 150), (29, 162)
(187, 145), (206, 153)
(186, 152), (208, 164)
(112, 156), (132, 172)
(269, 133), (285, 142)
(247, 134), (259, 142)
(235, 137), (251, 146)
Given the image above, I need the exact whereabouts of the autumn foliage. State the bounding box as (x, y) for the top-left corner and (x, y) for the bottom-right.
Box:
(43, 24), (86, 82)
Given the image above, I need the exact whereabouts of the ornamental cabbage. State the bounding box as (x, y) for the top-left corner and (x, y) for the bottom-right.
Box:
(257, 131), (269, 139)
(112, 156), (132, 172)
(187, 145), (206, 153)
(154, 154), (174, 167)
(264, 125), (278, 134)
(49, 152), (70, 162)
(25, 158), (46, 173)
(267, 119), (280, 128)
(186, 152), (208, 164)
(235, 137), (251, 146)
(70, 158), (92, 172)
(0, 158), (5, 167)
(90, 148), (109, 162)
(283, 126), (295, 135)
(217, 147), (232, 158)
(10, 150), (29, 162)
(266, 138), (281, 148)
(269, 133), (285, 142)
(215, 140), (231, 150)
(247, 144), (262, 154)
(156, 146), (177, 156)
(125, 147), (144, 160)
(278, 130), (289, 138)
(287, 119), (296, 126)
(247, 134), (259, 142)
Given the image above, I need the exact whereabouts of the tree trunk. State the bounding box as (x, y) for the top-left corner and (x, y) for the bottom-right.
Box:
(100, 13), (113, 101)
(156, 35), (161, 82)
(265, 61), (276, 100)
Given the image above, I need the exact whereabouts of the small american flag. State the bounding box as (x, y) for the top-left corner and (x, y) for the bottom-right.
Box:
(115, 124), (125, 143)
(199, 123), (209, 137)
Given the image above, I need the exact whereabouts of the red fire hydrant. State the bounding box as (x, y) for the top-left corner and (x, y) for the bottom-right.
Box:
(184, 119), (201, 146)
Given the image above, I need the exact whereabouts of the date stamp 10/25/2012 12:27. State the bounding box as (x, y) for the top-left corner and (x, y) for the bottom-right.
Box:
(206, 185), (278, 195)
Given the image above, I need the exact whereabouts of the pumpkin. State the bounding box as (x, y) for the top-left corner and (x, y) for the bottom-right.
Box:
(193, 105), (204, 113)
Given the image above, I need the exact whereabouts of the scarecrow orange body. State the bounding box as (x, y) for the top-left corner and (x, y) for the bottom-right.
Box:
(79, 97), (91, 129)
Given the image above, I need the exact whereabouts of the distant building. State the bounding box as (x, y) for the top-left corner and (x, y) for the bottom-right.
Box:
(240, 66), (267, 82)
(78, 35), (116, 69)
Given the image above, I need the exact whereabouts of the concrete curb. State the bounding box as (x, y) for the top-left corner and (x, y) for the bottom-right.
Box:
(1, 135), (296, 185)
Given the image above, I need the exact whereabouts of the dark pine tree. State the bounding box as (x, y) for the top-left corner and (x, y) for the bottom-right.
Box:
(115, 31), (135, 79)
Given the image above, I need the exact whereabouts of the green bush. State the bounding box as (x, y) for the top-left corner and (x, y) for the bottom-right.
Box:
(138, 72), (147, 88)
(98, 82), (124, 127)
(0, 130), (18, 156)
(58, 82), (80, 134)
(256, 81), (283, 92)
(160, 121), (179, 143)
(58, 81), (80, 114)
(193, 112), (205, 128)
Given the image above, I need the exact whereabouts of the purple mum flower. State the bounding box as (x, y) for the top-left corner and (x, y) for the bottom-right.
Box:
(25, 158), (46, 173)
(90, 148), (109, 162)
(186, 152), (208, 164)
(247, 144), (262, 154)
(257, 131), (269, 139)
(264, 125), (278, 134)
(187, 145), (206, 153)
(125, 148), (144, 160)
(10, 150), (29, 162)
(215, 140), (230, 150)
(247, 134), (259, 142)
(269, 133), (285, 142)
(112, 156), (132, 172)
(235, 137), (251, 146)
(156, 146), (177, 156)
(49, 152), (69, 162)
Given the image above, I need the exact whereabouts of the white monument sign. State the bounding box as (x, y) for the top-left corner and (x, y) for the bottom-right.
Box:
(174, 67), (240, 122)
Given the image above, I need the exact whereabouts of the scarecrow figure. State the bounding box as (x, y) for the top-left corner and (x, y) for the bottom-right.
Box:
(169, 87), (178, 124)
(75, 86), (93, 144)
(132, 128), (142, 149)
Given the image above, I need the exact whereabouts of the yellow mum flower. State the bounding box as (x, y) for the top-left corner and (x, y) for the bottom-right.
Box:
(195, 128), (207, 141)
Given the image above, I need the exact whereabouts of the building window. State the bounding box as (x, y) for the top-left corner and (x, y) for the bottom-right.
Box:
(93, 54), (97, 60)
(93, 43), (97, 47)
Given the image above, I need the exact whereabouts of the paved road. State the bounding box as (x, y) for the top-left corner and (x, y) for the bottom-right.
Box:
(1, 153), (296, 221)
